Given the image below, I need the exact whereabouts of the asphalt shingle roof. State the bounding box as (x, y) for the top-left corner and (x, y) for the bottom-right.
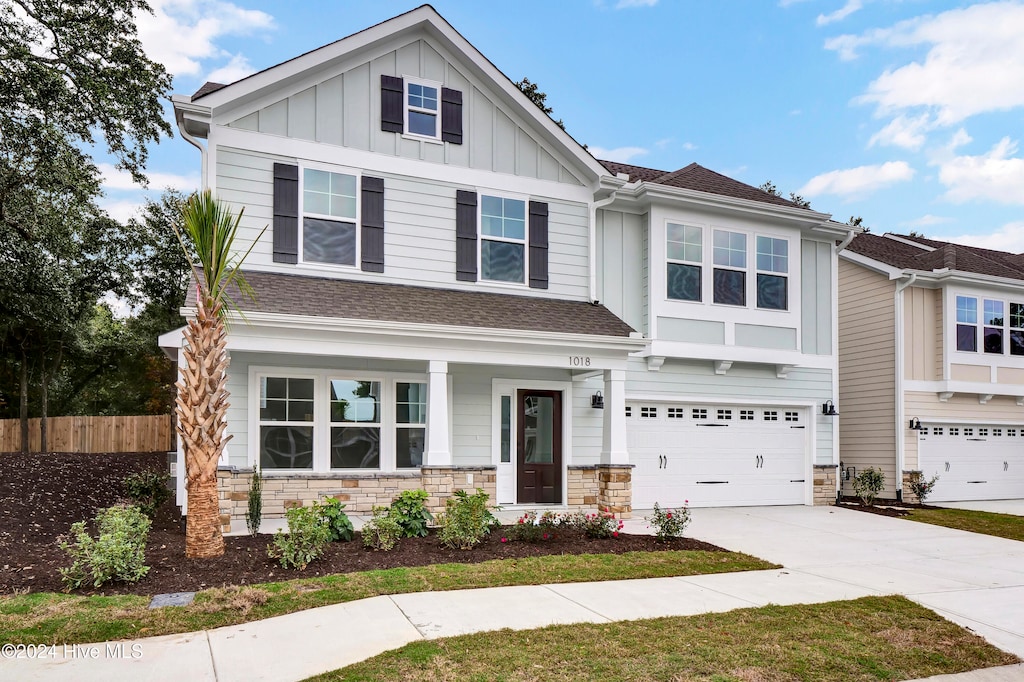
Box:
(186, 271), (636, 337)
(192, 81), (227, 99)
(848, 233), (1024, 281)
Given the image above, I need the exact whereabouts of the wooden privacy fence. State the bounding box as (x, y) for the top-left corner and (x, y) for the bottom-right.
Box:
(0, 415), (172, 453)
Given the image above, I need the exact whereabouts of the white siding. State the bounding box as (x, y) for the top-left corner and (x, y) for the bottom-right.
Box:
(596, 209), (644, 331)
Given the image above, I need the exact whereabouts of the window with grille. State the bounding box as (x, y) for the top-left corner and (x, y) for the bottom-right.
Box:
(641, 406), (658, 418)
(692, 408), (708, 419)
(740, 409), (754, 420)
(764, 410), (778, 421)
(933, 427), (944, 435)
(950, 428), (960, 435)
(668, 407), (685, 419)
(624, 406), (632, 418)
(784, 411), (799, 422)
(717, 409), (732, 420)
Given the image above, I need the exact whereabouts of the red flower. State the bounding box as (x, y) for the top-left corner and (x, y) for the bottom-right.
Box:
(612, 531), (619, 538)
(501, 537), (508, 543)
(543, 533), (549, 540)
(667, 513), (673, 519)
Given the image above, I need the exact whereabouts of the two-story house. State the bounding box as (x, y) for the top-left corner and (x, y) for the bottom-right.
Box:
(161, 5), (853, 532)
(839, 233), (1024, 503)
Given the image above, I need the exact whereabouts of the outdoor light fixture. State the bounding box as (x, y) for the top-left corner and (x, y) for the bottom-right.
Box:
(591, 391), (605, 409)
(909, 417), (922, 430)
(821, 400), (839, 416)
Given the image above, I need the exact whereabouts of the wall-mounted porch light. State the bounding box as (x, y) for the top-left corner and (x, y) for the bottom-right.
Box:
(591, 391), (605, 409)
(821, 400), (839, 416)
(909, 417), (922, 430)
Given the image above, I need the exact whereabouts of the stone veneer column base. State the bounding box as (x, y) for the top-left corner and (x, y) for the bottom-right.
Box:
(812, 465), (838, 506)
(902, 470), (923, 504)
(420, 466), (497, 517)
(596, 464), (633, 519)
(567, 466), (599, 508)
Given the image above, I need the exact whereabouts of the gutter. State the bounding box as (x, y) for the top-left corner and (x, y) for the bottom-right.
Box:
(893, 272), (917, 500)
(589, 190), (621, 304)
(175, 107), (208, 189)
(835, 228), (856, 253)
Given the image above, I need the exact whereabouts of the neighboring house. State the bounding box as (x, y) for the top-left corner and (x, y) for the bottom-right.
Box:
(839, 232), (1024, 502)
(161, 5), (855, 532)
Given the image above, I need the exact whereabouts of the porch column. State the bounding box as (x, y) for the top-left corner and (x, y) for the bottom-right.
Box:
(425, 360), (451, 465)
(601, 369), (629, 464)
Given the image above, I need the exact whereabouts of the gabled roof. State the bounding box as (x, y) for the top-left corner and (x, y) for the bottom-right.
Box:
(192, 82), (226, 99)
(599, 160), (804, 209)
(187, 271), (636, 338)
(847, 233), (1024, 282)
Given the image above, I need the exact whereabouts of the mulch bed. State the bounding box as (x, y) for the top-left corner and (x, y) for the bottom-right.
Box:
(837, 496), (941, 518)
(0, 452), (725, 597)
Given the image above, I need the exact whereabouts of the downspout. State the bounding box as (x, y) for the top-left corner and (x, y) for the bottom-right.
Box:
(589, 191), (620, 304)
(894, 272), (917, 501)
(177, 113), (208, 189)
(836, 228), (856, 253)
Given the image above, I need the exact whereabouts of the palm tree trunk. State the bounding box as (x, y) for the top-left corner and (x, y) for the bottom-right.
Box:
(177, 293), (229, 558)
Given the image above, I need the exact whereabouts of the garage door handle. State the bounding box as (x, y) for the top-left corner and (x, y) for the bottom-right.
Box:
(945, 462), (950, 472)
(968, 481), (986, 484)
(697, 481), (728, 484)
(790, 479), (805, 483)
(1005, 461), (1009, 471)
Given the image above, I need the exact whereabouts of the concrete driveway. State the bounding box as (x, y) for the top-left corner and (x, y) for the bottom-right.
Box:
(624, 505), (1024, 657)
(933, 500), (1024, 516)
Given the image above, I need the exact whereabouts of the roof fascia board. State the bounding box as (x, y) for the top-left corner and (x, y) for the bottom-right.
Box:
(843, 250), (1024, 291)
(883, 233), (935, 251)
(839, 250), (906, 278)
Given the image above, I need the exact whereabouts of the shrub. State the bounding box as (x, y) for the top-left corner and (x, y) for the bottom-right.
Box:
(362, 506), (403, 551)
(268, 506), (331, 569)
(122, 469), (171, 519)
(561, 511), (623, 539)
(508, 510), (559, 543)
(246, 465), (263, 536)
(909, 472), (940, 504)
(854, 467), (886, 506)
(646, 502), (691, 541)
(316, 497), (354, 542)
(60, 504), (151, 590)
(437, 488), (498, 550)
(389, 489), (433, 538)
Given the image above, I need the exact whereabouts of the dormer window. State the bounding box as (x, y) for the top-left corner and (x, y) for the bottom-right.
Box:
(405, 79), (440, 140)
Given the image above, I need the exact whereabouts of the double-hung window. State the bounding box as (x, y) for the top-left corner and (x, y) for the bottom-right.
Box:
(756, 236), (788, 310)
(259, 377), (315, 470)
(956, 296), (978, 352)
(395, 382), (427, 468)
(956, 295), (1024, 355)
(405, 79), (440, 140)
(984, 300), (1005, 354)
(330, 380), (381, 469)
(480, 195), (527, 283)
(1011, 303), (1024, 356)
(302, 167), (358, 266)
(712, 229), (747, 306)
(666, 223), (702, 301)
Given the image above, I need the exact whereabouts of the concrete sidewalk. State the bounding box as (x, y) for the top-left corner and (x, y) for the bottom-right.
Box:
(2, 506), (1022, 681)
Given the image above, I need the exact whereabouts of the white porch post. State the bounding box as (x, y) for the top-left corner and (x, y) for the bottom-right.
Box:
(425, 360), (452, 465)
(601, 369), (629, 464)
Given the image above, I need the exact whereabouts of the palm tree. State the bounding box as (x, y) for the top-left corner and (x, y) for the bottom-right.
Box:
(174, 190), (263, 558)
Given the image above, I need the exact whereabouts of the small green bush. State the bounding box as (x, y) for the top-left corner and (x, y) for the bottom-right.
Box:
(246, 465), (263, 536)
(389, 489), (433, 538)
(268, 506), (331, 569)
(122, 469), (171, 519)
(909, 472), (940, 504)
(854, 467), (886, 506)
(437, 488), (498, 550)
(60, 504), (151, 591)
(316, 497), (354, 542)
(362, 506), (403, 551)
(646, 502), (690, 541)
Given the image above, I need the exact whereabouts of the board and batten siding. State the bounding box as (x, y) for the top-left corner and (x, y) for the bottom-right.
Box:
(800, 239), (833, 355)
(214, 147), (590, 300)
(224, 38), (583, 186)
(595, 209), (644, 331)
(624, 358), (835, 465)
(838, 259), (898, 497)
(903, 391), (1024, 470)
(904, 286), (941, 381)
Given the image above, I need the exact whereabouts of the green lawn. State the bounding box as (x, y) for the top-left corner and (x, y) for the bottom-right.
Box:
(315, 596), (1019, 682)
(906, 508), (1024, 542)
(0, 550), (774, 645)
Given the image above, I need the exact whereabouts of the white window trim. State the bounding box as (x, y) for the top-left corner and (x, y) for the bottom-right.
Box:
(951, 291), (1024, 360)
(711, 228), (749, 308)
(298, 161), (362, 271)
(249, 367), (428, 474)
(478, 191), (530, 287)
(754, 235), (790, 311)
(394, 378), (428, 470)
(665, 222), (703, 304)
(402, 75), (443, 143)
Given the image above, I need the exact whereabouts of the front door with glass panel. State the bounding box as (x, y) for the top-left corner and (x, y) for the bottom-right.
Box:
(516, 390), (562, 504)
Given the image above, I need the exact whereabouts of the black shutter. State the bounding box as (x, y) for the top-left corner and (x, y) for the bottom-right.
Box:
(361, 176), (385, 273)
(272, 163), (299, 264)
(529, 201), (549, 289)
(441, 87), (463, 144)
(380, 75), (404, 133)
(455, 190), (478, 282)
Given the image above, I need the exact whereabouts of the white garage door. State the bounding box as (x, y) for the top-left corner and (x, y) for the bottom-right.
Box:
(919, 424), (1024, 502)
(628, 404), (809, 508)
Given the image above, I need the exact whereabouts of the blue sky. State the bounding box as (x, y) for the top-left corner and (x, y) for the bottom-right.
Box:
(105, 0), (1024, 251)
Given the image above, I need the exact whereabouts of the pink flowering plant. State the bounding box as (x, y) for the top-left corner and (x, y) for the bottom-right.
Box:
(908, 473), (940, 504)
(646, 501), (691, 541)
(561, 510), (624, 539)
(507, 510), (559, 543)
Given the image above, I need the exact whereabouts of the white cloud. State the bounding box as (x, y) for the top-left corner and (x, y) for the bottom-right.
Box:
(99, 198), (146, 224)
(868, 113), (932, 151)
(938, 137), (1024, 205)
(681, 141), (697, 151)
(817, 0), (863, 26)
(135, 0), (274, 79)
(828, 3), (1024, 125)
(798, 161), (915, 198)
(98, 163), (200, 192)
(206, 53), (256, 84)
(588, 146), (649, 163)
(945, 222), (1024, 253)
(901, 214), (952, 228)
(615, 0), (657, 7)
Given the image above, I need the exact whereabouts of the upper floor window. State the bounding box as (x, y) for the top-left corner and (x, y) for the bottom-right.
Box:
(405, 79), (440, 140)
(666, 223), (702, 302)
(713, 230), (746, 306)
(480, 195), (527, 283)
(755, 236), (788, 311)
(302, 168), (358, 266)
(956, 295), (1024, 356)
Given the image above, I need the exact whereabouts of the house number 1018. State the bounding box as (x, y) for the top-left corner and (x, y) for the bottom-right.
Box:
(569, 356), (591, 367)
